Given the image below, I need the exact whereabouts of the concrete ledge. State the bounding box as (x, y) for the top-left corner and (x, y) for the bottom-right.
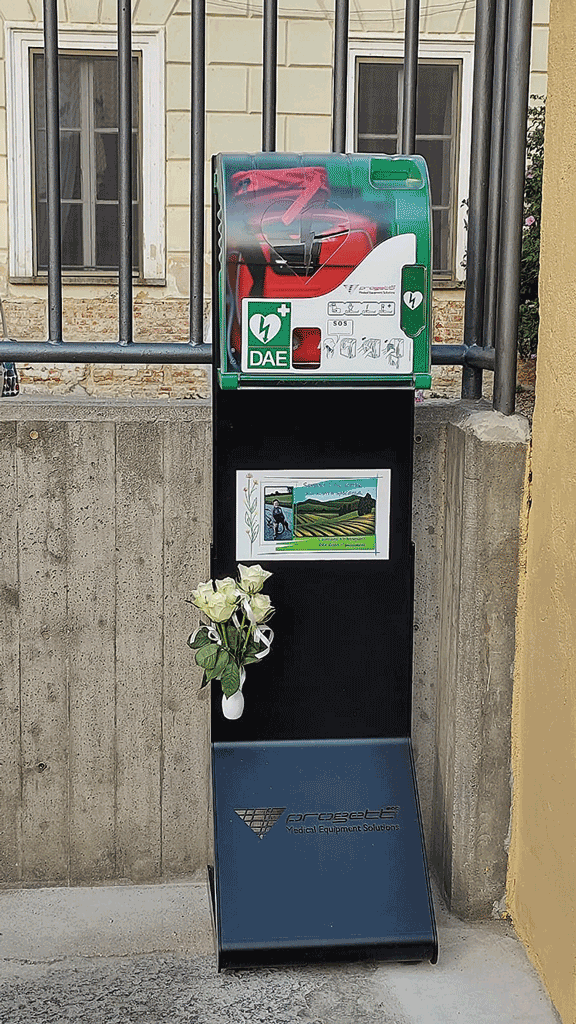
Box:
(0, 395), (211, 423)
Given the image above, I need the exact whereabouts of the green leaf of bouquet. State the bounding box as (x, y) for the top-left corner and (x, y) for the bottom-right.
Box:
(188, 627), (212, 650)
(220, 660), (240, 697)
(223, 620), (239, 649)
(195, 642), (220, 671)
(205, 648), (230, 682)
(242, 654), (261, 665)
(199, 671), (209, 689)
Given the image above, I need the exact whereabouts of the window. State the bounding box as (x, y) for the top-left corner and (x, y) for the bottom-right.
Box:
(32, 53), (140, 273)
(7, 28), (164, 283)
(348, 41), (473, 284)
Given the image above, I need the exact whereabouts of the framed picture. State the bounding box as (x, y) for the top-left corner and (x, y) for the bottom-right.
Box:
(236, 469), (391, 561)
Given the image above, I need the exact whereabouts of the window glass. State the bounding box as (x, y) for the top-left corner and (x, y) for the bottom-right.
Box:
(33, 55), (81, 130)
(95, 131), (138, 201)
(355, 59), (459, 278)
(32, 51), (140, 273)
(95, 203), (139, 268)
(417, 138), (452, 207)
(416, 65), (453, 136)
(36, 202), (84, 268)
(357, 63), (398, 138)
(93, 57), (138, 128)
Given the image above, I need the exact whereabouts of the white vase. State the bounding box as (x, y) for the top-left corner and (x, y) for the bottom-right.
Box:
(221, 667), (246, 720)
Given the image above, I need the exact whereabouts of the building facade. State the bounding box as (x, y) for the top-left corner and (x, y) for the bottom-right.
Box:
(0, 0), (549, 395)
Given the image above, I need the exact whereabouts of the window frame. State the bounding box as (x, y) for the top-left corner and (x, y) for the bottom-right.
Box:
(347, 37), (474, 286)
(6, 25), (165, 284)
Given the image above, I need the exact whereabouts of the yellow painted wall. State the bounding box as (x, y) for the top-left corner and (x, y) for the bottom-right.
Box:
(507, 0), (576, 1020)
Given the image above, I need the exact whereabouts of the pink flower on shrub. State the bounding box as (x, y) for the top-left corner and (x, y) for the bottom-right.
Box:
(525, 215), (536, 227)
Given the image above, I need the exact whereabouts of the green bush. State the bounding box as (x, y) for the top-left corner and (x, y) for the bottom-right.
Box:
(518, 98), (545, 358)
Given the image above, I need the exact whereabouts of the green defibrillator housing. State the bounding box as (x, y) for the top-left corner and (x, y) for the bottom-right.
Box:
(213, 152), (432, 391)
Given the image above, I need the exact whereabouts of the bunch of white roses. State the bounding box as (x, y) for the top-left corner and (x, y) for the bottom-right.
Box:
(188, 564), (274, 701)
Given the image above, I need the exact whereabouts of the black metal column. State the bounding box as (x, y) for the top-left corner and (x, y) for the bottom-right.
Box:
(332, 0), (349, 153)
(190, 0), (206, 344)
(118, 0), (133, 344)
(484, 0), (510, 355)
(461, 0), (497, 398)
(493, 0), (534, 414)
(262, 0), (278, 152)
(401, 0), (420, 155)
(43, 0), (63, 344)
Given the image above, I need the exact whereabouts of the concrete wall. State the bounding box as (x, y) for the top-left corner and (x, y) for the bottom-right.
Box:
(0, 398), (211, 885)
(506, 0), (576, 1018)
(431, 406), (529, 917)
(0, 395), (528, 913)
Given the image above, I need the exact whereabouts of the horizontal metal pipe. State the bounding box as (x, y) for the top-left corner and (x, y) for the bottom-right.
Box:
(0, 342), (213, 364)
(0, 342), (495, 371)
(432, 344), (467, 365)
(432, 344), (496, 369)
(466, 344), (496, 370)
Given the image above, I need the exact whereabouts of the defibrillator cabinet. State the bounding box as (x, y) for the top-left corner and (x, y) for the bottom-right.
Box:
(209, 153), (437, 969)
(214, 152), (432, 390)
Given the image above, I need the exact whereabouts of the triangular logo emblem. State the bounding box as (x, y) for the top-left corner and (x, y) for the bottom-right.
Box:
(234, 807), (286, 839)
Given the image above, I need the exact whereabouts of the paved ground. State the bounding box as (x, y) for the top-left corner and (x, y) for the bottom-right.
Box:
(0, 881), (560, 1024)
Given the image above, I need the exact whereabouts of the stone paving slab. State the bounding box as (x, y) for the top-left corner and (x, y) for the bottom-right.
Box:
(0, 882), (561, 1024)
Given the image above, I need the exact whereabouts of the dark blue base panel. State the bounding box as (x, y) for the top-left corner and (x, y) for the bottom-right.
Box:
(211, 738), (437, 969)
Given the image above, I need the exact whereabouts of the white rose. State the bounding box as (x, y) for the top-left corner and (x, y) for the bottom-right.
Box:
(192, 580), (236, 622)
(203, 590), (237, 623)
(238, 564), (272, 594)
(191, 580), (216, 616)
(249, 592), (273, 624)
(215, 577), (240, 603)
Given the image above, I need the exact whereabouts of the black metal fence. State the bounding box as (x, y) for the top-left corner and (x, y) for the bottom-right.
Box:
(0, 0), (534, 414)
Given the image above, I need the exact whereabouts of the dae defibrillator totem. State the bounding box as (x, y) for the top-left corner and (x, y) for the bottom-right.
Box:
(208, 153), (437, 970)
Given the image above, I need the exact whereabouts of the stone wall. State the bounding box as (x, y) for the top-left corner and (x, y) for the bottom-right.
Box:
(5, 297), (210, 399)
(5, 292), (468, 400)
(430, 293), (467, 398)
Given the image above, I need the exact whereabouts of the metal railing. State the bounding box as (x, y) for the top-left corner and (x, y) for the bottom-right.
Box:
(0, 0), (534, 413)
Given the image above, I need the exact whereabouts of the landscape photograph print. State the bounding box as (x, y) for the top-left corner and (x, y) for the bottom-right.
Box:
(292, 479), (377, 541)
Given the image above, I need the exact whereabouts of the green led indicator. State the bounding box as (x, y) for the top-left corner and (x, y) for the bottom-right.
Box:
(401, 265), (427, 339)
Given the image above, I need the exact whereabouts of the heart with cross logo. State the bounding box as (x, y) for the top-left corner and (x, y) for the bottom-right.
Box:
(249, 313), (282, 344)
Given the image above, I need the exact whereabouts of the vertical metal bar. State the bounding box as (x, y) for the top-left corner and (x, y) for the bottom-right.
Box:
(190, 0), (205, 344)
(484, 0), (510, 353)
(118, 0), (133, 344)
(332, 0), (349, 153)
(461, 0), (497, 398)
(262, 0), (278, 152)
(43, 0), (63, 343)
(493, 0), (534, 414)
(401, 0), (420, 155)
(80, 62), (94, 268)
